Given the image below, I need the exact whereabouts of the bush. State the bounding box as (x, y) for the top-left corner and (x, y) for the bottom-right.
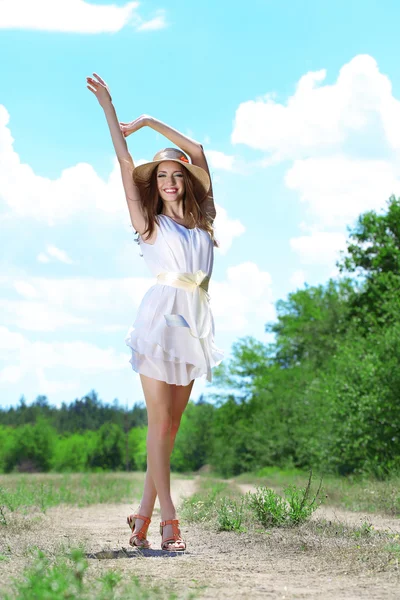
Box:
(316, 324), (400, 476)
(51, 431), (98, 472)
(89, 423), (125, 471)
(3, 418), (56, 473)
(128, 426), (147, 471)
(171, 401), (215, 472)
(0, 426), (16, 473)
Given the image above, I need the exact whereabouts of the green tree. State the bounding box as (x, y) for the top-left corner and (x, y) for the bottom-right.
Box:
(266, 278), (353, 369)
(90, 423), (125, 471)
(3, 418), (56, 472)
(128, 426), (148, 470)
(337, 194), (400, 332)
(171, 400), (215, 471)
(51, 431), (98, 472)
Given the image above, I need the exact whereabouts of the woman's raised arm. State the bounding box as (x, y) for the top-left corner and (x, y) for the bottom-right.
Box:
(86, 73), (147, 234)
(120, 115), (216, 220)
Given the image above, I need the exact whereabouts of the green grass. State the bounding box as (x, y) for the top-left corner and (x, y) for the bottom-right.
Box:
(384, 541), (400, 557)
(0, 472), (146, 519)
(181, 472), (323, 532)
(4, 547), (193, 600)
(180, 479), (231, 525)
(216, 496), (247, 532)
(234, 467), (400, 516)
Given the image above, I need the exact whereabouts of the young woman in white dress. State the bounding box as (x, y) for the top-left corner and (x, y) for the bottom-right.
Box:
(86, 72), (223, 552)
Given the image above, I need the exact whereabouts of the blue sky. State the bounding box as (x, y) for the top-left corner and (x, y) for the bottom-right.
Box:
(2, 0), (400, 408)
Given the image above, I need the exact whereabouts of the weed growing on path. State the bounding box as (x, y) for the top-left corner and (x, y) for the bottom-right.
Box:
(248, 471), (323, 528)
(181, 473), (323, 531)
(181, 480), (249, 531)
(247, 488), (288, 527)
(180, 480), (229, 524)
(217, 496), (246, 532)
(236, 467), (400, 516)
(352, 520), (374, 539)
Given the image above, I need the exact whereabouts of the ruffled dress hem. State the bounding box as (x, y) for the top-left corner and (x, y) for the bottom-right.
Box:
(125, 325), (224, 386)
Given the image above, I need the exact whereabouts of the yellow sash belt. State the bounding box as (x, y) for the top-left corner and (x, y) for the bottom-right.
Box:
(156, 269), (212, 380)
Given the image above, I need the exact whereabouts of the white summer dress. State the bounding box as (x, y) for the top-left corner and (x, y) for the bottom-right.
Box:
(125, 214), (224, 386)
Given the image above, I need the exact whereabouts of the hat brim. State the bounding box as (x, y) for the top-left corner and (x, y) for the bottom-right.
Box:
(133, 158), (210, 196)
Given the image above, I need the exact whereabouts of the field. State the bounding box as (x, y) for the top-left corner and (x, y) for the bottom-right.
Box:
(0, 470), (399, 599)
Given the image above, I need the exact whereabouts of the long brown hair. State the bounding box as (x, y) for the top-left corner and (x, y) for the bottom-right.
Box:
(133, 165), (220, 248)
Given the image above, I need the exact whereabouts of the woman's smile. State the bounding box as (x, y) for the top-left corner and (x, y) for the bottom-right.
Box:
(156, 161), (185, 202)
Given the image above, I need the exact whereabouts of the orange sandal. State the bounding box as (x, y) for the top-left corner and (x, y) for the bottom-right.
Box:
(159, 519), (186, 552)
(127, 513), (151, 548)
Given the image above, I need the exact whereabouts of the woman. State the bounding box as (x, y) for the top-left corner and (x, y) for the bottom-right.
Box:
(86, 73), (224, 552)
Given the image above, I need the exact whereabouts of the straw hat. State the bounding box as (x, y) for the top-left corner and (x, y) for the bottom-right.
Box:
(133, 148), (210, 196)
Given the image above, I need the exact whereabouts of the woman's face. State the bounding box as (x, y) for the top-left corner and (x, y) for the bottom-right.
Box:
(156, 161), (185, 204)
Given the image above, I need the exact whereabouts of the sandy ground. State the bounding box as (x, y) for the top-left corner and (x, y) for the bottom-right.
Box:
(1, 476), (399, 599)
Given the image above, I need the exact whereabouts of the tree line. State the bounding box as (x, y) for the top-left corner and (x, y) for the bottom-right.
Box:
(0, 391), (147, 432)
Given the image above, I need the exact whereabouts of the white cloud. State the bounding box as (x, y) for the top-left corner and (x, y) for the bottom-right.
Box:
(37, 253), (50, 264)
(0, 365), (23, 384)
(2, 276), (150, 333)
(207, 150), (236, 172)
(137, 10), (167, 31)
(1, 299), (90, 332)
(40, 245), (74, 264)
(210, 262), (275, 332)
(0, 106), (127, 224)
(0, 1), (167, 34)
(213, 205), (246, 255)
(232, 54), (400, 231)
(13, 281), (39, 299)
(290, 269), (306, 289)
(290, 231), (347, 266)
(0, 326), (127, 390)
(285, 156), (400, 228)
(232, 54), (400, 162)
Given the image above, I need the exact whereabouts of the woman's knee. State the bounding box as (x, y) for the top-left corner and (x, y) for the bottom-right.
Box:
(148, 413), (173, 438)
(170, 418), (181, 439)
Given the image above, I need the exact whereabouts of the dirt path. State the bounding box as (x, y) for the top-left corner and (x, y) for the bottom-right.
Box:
(238, 483), (400, 534)
(1, 476), (399, 599)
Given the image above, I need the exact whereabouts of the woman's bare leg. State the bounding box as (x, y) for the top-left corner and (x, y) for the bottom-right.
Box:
(132, 375), (194, 544)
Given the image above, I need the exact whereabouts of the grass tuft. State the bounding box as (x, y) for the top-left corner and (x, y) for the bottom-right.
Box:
(217, 496), (246, 532)
(247, 471), (323, 528)
(181, 472), (323, 531)
(180, 480), (229, 524)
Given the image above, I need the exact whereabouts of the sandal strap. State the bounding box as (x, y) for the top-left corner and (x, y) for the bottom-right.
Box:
(127, 514), (151, 537)
(133, 514), (151, 525)
(161, 537), (186, 550)
(160, 519), (186, 550)
(160, 519), (184, 542)
(131, 530), (147, 542)
(129, 530), (150, 547)
(160, 519), (179, 527)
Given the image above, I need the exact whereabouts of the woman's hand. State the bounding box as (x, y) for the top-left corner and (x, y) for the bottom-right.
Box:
(119, 114), (151, 137)
(86, 73), (112, 108)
